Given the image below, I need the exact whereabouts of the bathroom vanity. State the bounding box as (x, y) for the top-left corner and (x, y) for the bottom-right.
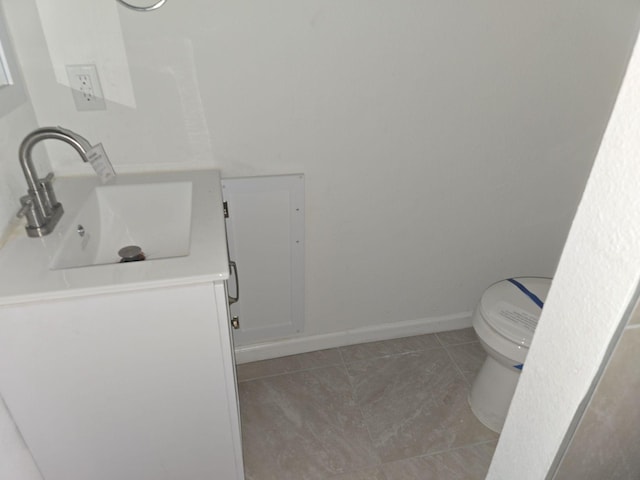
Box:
(0, 169), (244, 479)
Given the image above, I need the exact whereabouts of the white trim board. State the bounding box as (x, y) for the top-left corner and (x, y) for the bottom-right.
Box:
(234, 311), (472, 364)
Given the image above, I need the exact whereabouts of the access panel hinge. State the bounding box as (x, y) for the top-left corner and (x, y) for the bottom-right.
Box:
(223, 201), (229, 218)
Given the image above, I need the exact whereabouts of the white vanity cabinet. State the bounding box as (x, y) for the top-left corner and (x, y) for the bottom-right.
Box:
(0, 169), (244, 480)
(0, 281), (244, 480)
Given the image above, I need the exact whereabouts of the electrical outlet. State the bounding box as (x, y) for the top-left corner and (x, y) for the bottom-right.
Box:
(66, 64), (106, 111)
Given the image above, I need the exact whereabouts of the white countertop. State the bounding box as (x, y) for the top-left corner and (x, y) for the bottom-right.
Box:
(0, 169), (229, 306)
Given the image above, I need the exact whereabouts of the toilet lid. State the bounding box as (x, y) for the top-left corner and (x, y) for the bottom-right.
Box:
(479, 277), (552, 347)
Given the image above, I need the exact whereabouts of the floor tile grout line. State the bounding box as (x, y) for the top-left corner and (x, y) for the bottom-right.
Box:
(379, 438), (499, 469)
(236, 361), (345, 383)
(237, 333), (478, 381)
(419, 438), (498, 458)
(434, 329), (480, 348)
(237, 338), (447, 382)
(239, 334), (452, 382)
(339, 344), (445, 366)
(442, 344), (473, 387)
(338, 347), (385, 472)
(437, 339), (480, 347)
(339, 332), (443, 359)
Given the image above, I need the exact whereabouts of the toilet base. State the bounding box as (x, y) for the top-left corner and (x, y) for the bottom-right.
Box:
(468, 354), (521, 433)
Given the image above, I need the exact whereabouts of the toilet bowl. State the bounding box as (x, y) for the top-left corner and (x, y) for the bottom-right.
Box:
(469, 277), (551, 433)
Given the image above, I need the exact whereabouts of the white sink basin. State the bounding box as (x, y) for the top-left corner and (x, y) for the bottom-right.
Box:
(0, 169), (230, 305)
(50, 182), (193, 270)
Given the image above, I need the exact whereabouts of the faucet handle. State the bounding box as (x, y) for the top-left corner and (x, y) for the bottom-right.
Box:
(39, 172), (60, 209)
(17, 195), (45, 229)
(40, 172), (55, 184)
(16, 195), (33, 218)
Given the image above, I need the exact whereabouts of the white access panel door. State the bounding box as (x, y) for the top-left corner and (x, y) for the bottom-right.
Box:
(222, 175), (305, 346)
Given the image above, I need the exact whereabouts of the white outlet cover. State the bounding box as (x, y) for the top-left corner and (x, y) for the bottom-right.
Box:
(66, 64), (106, 111)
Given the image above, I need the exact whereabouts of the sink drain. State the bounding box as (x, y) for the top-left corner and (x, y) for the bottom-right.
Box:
(118, 245), (146, 263)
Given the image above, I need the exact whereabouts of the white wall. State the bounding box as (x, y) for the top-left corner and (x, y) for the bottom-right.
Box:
(488, 27), (640, 480)
(5, 0), (640, 343)
(0, 2), (45, 478)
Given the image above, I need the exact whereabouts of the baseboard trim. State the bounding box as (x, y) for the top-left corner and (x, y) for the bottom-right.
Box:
(234, 311), (473, 364)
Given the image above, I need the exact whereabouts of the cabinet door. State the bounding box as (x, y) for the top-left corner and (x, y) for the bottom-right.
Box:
(0, 284), (243, 480)
(213, 281), (245, 475)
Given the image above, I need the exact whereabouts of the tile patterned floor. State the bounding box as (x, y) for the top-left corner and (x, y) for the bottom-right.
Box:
(237, 328), (497, 480)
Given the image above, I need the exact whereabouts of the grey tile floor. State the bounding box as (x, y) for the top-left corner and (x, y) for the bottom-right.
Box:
(236, 328), (498, 480)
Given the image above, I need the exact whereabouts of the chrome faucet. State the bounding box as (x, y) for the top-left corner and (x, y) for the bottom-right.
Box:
(17, 126), (93, 237)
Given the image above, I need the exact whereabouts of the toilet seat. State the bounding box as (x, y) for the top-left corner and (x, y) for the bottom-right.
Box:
(478, 277), (551, 348)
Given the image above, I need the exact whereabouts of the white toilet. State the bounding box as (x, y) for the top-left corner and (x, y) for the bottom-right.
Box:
(469, 276), (552, 433)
